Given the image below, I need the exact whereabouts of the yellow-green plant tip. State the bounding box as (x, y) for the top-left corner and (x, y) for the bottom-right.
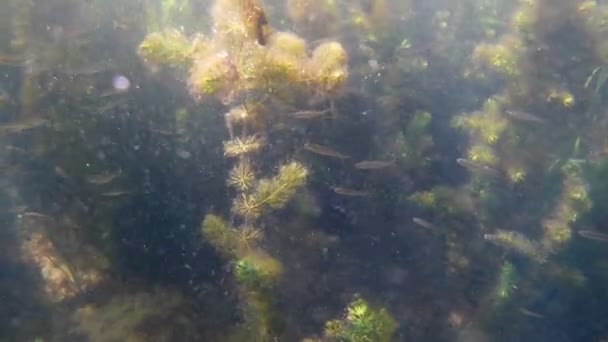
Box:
(507, 167), (527, 183)
(232, 193), (262, 220)
(201, 214), (237, 255)
(228, 159), (256, 191)
(467, 145), (498, 166)
(224, 135), (265, 158)
(324, 297), (397, 342)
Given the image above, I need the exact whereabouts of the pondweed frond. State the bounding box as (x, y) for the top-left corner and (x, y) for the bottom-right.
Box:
(224, 135), (264, 157)
(231, 161), (309, 220)
(201, 214), (238, 256)
(233, 193), (262, 220)
(256, 161), (309, 209)
(236, 226), (264, 252)
(228, 159), (256, 191)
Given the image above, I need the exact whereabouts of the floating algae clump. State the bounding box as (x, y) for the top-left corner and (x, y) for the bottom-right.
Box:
(323, 297), (397, 342)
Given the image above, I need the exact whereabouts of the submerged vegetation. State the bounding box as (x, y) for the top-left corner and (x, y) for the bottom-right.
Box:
(2, 0), (608, 341)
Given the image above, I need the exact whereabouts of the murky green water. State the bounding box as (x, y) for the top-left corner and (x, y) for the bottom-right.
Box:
(1, 0), (608, 341)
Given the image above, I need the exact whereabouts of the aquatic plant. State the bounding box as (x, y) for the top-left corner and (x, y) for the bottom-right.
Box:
(139, 29), (206, 68)
(322, 297), (397, 342)
(232, 161), (309, 221)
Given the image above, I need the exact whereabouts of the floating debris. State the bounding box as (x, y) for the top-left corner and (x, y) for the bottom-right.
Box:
(305, 143), (349, 159)
(290, 109), (330, 120)
(412, 217), (435, 230)
(354, 160), (394, 170)
(86, 172), (120, 185)
(505, 110), (545, 124)
(456, 158), (501, 177)
(0, 117), (49, 134)
(578, 230), (608, 242)
(331, 186), (371, 196)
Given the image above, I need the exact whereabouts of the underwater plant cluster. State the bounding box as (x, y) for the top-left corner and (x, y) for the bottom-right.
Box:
(2, 0), (608, 341)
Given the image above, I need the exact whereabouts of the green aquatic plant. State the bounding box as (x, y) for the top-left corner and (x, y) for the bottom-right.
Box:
(323, 297), (397, 342)
(228, 159), (256, 191)
(232, 161), (309, 221)
(138, 29), (206, 67)
(234, 250), (283, 289)
(494, 261), (518, 304)
(201, 214), (239, 257)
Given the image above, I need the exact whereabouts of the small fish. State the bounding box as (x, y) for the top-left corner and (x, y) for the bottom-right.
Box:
(505, 110), (545, 124)
(585, 67), (600, 89)
(305, 143), (349, 159)
(0, 52), (25, 66)
(519, 308), (544, 319)
(0, 89), (11, 106)
(578, 230), (608, 242)
(331, 186), (371, 197)
(412, 217), (435, 230)
(290, 109), (330, 120)
(54, 166), (71, 180)
(86, 172), (120, 185)
(456, 158), (501, 177)
(176, 149), (192, 159)
(149, 127), (178, 136)
(100, 190), (131, 197)
(21, 211), (54, 220)
(0, 117), (49, 134)
(354, 160), (394, 170)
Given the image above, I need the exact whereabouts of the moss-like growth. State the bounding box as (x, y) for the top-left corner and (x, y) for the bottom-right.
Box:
(201, 214), (239, 257)
(139, 30), (207, 67)
(188, 52), (240, 99)
(323, 297), (397, 342)
(308, 41), (349, 93)
(473, 36), (522, 77)
(234, 250), (283, 289)
(467, 144), (499, 166)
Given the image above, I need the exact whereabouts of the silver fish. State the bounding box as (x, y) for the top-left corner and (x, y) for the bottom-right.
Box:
(305, 143), (350, 159)
(100, 190), (131, 197)
(87, 172), (120, 185)
(331, 186), (371, 197)
(0, 117), (49, 134)
(290, 109), (330, 119)
(505, 110), (545, 124)
(578, 230), (608, 242)
(520, 308), (544, 319)
(412, 217), (435, 230)
(355, 160), (394, 170)
(456, 158), (501, 177)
